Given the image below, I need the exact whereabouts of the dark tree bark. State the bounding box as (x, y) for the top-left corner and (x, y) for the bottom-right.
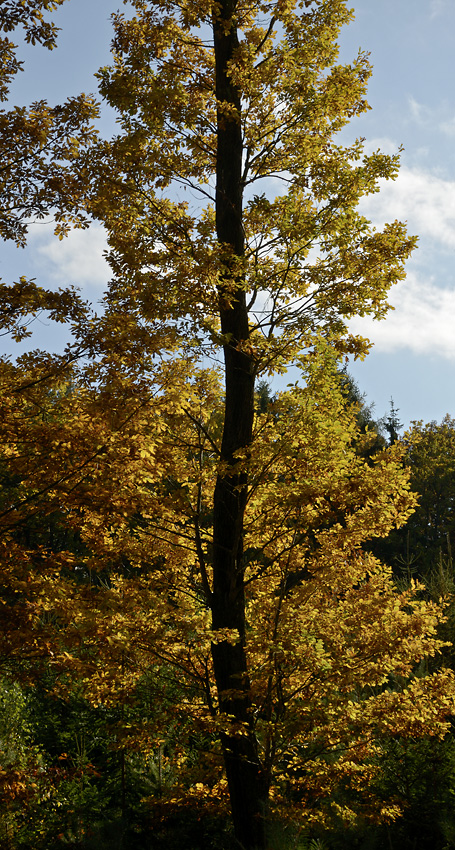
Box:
(211, 2), (268, 847)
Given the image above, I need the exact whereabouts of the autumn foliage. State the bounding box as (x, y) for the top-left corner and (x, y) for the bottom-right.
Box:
(1, 1), (455, 848)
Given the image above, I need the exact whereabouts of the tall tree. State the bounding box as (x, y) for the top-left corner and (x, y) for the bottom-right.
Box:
(84, 1), (417, 844)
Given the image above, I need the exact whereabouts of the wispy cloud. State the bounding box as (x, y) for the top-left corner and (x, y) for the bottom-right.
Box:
(408, 96), (427, 123)
(430, 0), (450, 19)
(440, 115), (455, 137)
(406, 95), (455, 138)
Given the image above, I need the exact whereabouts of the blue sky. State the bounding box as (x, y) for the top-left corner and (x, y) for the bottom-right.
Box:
(1, 0), (454, 429)
(338, 0), (455, 428)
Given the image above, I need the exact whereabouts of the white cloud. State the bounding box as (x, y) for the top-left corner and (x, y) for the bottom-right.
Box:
(359, 166), (455, 250)
(408, 96), (426, 123)
(406, 95), (455, 138)
(353, 162), (455, 358)
(31, 224), (110, 289)
(350, 272), (455, 360)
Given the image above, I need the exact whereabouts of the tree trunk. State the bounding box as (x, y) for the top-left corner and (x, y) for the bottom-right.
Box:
(211, 2), (268, 847)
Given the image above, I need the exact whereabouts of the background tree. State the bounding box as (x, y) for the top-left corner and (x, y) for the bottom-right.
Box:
(383, 399), (403, 447)
(339, 369), (386, 459)
(371, 416), (455, 582)
(403, 417), (455, 574)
